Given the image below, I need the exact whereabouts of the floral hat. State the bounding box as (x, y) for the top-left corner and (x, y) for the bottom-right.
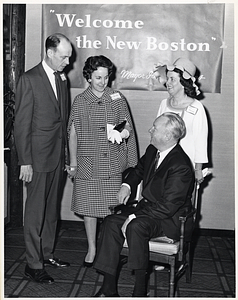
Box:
(154, 58), (200, 95)
(167, 58), (196, 79)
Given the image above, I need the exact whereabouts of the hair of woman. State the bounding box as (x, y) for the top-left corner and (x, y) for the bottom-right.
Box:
(83, 55), (114, 81)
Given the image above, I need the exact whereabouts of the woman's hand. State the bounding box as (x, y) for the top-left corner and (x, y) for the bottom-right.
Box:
(195, 169), (204, 184)
(65, 165), (77, 179)
(194, 163), (204, 185)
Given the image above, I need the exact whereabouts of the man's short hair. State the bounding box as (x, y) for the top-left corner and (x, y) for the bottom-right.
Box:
(162, 112), (186, 140)
(45, 33), (70, 53)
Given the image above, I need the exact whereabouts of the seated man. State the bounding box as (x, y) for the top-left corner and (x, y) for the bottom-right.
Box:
(93, 112), (195, 297)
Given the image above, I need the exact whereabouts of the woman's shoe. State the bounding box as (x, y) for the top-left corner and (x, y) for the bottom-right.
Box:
(83, 260), (94, 268)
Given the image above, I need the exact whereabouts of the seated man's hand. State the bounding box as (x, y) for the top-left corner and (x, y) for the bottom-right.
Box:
(117, 185), (131, 205)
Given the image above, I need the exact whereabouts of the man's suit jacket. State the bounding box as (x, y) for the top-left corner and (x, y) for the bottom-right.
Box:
(14, 62), (69, 172)
(124, 144), (195, 241)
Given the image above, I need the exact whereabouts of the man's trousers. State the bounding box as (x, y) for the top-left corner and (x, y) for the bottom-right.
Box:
(24, 160), (64, 269)
(94, 212), (163, 276)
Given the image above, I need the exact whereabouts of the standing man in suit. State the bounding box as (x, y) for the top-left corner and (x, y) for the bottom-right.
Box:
(14, 33), (72, 284)
(93, 112), (195, 297)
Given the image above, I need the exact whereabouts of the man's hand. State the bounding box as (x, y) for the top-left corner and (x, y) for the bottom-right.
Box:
(19, 165), (33, 183)
(117, 185), (131, 205)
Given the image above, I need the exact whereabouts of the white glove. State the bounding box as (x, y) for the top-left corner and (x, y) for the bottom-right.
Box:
(107, 124), (115, 142)
(107, 124), (114, 133)
(120, 129), (129, 139)
(107, 124), (129, 144)
(108, 129), (122, 144)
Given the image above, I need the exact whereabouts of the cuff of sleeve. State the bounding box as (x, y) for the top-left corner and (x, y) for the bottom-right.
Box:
(128, 214), (136, 221)
(121, 182), (131, 192)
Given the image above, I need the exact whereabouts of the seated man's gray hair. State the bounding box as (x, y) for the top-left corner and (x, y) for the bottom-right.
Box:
(162, 112), (186, 140)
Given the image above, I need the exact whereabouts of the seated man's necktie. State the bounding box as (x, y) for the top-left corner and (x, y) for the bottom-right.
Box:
(154, 151), (160, 172)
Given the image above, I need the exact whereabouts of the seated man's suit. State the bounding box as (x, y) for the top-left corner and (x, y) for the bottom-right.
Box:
(94, 143), (195, 276)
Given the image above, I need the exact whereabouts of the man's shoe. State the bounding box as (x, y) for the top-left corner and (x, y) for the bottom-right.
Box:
(24, 265), (54, 284)
(44, 258), (70, 268)
(93, 288), (119, 297)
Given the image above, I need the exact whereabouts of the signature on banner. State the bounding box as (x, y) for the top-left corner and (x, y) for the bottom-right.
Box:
(120, 70), (156, 82)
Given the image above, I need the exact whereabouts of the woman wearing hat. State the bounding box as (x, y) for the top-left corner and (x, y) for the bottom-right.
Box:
(155, 58), (208, 184)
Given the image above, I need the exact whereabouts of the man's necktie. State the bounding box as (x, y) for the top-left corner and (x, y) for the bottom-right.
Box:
(154, 151), (160, 172)
(54, 71), (62, 116)
(54, 71), (69, 164)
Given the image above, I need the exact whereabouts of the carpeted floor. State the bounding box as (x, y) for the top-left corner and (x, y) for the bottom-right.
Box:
(4, 221), (235, 298)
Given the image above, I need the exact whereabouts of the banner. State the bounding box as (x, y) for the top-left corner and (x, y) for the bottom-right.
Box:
(42, 4), (225, 93)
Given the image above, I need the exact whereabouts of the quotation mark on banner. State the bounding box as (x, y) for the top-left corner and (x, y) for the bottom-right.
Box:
(50, 10), (55, 13)
(220, 42), (227, 49)
(211, 37), (227, 49)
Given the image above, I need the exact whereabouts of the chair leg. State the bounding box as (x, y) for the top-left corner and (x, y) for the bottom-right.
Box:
(185, 243), (191, 283)
(169, 260), (175, 297)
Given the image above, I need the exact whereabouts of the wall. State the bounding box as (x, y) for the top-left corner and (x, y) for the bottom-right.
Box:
(25, 3), (235, 230)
